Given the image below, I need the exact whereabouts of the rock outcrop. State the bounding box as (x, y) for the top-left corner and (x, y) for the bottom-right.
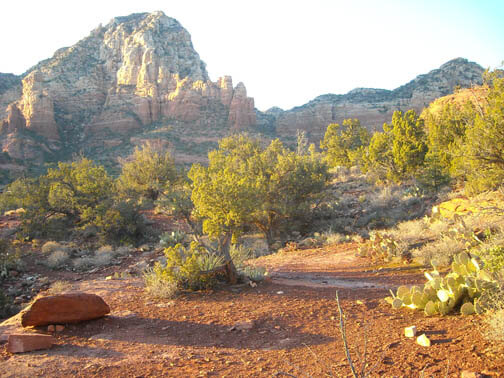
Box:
(269, 58), (484, 140)
(0, 11), (255, 170)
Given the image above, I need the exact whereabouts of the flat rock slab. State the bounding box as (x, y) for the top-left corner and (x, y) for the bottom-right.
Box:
(7, 333), (55, 353)
(21, 293), (110, 327)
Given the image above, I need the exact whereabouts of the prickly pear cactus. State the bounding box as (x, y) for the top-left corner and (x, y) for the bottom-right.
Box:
(385, 252), (497, 316)
(358, 231), (409, 262)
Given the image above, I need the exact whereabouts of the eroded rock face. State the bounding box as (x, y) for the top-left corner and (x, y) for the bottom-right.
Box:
(0, 11), (255, 165)
(19, 71), (59, 140)
(20, 293), (110, 327)
(270, 58), (484, 140)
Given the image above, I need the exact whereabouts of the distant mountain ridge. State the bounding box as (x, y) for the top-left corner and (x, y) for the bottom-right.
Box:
(267, 58), (484, 139)
(0, 11), (485, 181)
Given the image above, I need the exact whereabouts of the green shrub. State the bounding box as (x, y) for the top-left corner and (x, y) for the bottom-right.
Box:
(91, 200), (146, 245)
(155, 242), (224, 291)
(117, 142), (178, 202)
(462, 72), (504, 194)
(0, 289), (17, 319)
(190, 134), (330, 248)
(320, 119), (370, 168)
(480, 246), (504, 273)
(362, 110), (427, 183)
(0, 158), (146, 245)
(0, 240), (22, 280)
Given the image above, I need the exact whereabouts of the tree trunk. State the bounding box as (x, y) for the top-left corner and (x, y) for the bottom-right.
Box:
(219, 233), (239, 284)
(264, 228), (275, 249)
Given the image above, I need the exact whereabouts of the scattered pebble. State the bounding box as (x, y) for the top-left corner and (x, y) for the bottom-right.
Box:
(404, 326), (417, 338)
(416, 334), (431, 347)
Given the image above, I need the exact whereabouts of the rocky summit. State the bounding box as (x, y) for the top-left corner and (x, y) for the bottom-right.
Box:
(0, 11), (255, 173)
(0, 11), (485, 179)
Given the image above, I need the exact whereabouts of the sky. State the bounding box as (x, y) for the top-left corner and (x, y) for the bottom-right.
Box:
(1, 0), (502, 111)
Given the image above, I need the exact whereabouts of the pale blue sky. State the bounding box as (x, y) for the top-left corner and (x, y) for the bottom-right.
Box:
(1, 0), (502, 110)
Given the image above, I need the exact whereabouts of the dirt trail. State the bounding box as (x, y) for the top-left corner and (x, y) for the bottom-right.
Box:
(259, 245), (393, 289)
(1, 243), (503, 377)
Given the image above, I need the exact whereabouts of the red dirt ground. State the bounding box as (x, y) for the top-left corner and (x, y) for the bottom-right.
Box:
(1, 240), (503, 377)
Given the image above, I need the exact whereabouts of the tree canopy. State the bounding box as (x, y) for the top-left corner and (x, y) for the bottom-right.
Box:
(189, 134), (330, 247)
(320, 118), (370, 168)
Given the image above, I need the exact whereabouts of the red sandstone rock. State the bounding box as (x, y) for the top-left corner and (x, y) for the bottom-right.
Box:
(21, 293), (110, 327)
(7, 333), (54, 353)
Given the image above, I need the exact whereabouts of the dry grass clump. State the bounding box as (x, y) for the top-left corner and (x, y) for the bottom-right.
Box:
(323, 231), (347, 245)
(412, 237), (466, 266)
(485, 309), (504, 343)
(368, 185), (401, 209)
(48, 280), (73, 294)
(483, 285), (504, 343)
(388, 219), (429, 244)
(428, 219), (451, 238)
(72, 257), (95, 271)
(46, 250), (70, 269)
(143, 268), (177, 299)
(92, 253), (113, 266)
(96, 245), (114, 254)
(115, 245), (134, 256)
(41, 241), (64, 254)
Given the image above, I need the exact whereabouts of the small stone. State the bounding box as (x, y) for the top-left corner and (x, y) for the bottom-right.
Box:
(47, 325), (55, 332)
(460, 371), (483, 378)
(416, 333), (431, 347)
(7, 333), (54, 353)
(404, 326), (417, 338)
(55, 325), (65, 332)
(228, 320), (255, 332)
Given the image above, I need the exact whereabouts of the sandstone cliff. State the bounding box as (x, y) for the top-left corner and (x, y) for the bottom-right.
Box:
(0, 11), (255, 167)
(269, 58), (484, 140)
(0, 11), (486, 179)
